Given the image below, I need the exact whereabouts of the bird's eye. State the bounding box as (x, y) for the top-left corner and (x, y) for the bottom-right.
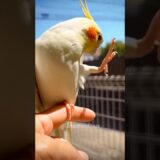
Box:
(98, 34), (102, 41)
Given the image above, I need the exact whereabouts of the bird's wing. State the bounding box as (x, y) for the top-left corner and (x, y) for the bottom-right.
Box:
(35, 30), (83, 112)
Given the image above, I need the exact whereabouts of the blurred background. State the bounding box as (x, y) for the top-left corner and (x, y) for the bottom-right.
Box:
(126, 0), (160, 160)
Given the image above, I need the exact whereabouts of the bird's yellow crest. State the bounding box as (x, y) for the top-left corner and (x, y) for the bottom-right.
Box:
(80, 0), (93, 20)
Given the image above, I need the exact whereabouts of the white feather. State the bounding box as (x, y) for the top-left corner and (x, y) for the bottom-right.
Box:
(36, 18), (88, 112)
(35, 17), (101, 113)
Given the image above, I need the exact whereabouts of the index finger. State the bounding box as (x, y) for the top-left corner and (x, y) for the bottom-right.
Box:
(37, 105), (96, 129)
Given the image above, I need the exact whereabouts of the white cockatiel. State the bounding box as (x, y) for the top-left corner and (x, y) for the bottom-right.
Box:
(35, 0), (117, 141)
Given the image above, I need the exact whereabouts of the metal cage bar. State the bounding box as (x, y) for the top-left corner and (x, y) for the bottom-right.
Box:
(72, 75), (125, 160)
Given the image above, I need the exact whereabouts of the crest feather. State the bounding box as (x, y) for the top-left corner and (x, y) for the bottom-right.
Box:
(80, 0), (93, 20)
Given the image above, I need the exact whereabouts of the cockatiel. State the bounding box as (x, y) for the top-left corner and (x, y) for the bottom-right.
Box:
(35, 0), (117, 141)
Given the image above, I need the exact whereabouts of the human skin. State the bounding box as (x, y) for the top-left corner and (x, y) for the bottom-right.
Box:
(35, 105), (96, 160)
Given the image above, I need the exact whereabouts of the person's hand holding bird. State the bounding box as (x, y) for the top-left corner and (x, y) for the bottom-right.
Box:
(36, 104), (95, 160)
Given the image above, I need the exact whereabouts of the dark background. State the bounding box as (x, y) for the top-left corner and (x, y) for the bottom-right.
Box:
(0, 0), (34, 159)
(126, 0), (160, 160)
(126, 0), (160, 67)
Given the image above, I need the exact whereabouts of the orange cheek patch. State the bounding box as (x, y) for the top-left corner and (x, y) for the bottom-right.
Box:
(86, 27), (97, 40)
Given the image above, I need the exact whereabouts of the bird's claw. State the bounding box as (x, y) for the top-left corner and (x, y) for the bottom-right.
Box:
(64, 101), (74, 121)
(98, 38), (117, 74)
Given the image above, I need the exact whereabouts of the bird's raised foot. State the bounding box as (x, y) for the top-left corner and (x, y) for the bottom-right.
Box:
(98, 38), (118, 74)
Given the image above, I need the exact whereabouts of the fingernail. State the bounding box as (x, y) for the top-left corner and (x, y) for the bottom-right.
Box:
(78, 151), (89, 160)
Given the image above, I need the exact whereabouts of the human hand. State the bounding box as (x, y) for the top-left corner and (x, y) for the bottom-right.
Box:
(35, 104), (95, 160)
